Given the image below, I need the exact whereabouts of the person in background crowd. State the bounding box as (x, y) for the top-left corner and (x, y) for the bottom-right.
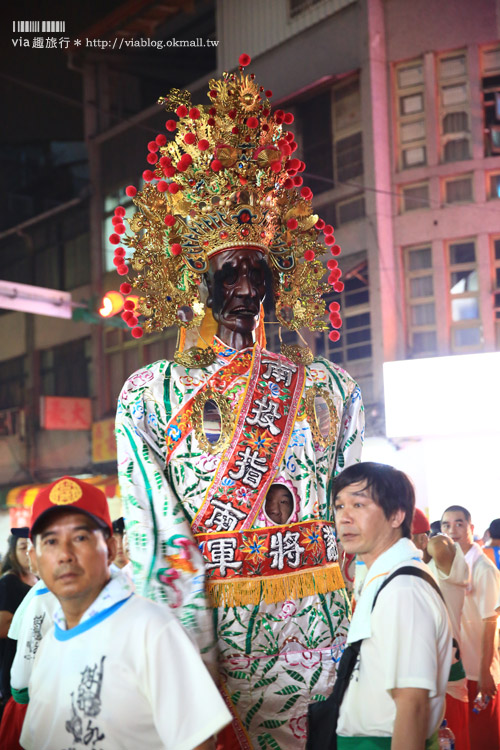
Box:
(441, 505), (500, 750)
(483, 519), (500, 570)
(429, 520), (441, 538)
(333, 463), (451, 750)
(20, 476), (230, 750)
(412, 508), (470, 750)
(0, 528), (36, 718)
(110, 517), (132, 577)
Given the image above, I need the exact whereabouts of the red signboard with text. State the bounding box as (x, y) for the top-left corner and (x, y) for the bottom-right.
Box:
(40, 396), (92, 431)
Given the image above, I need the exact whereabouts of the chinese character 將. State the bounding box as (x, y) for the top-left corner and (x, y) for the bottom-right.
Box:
(269, 530), (305, 570)
(262, 359), (297, 387)
(246, 395), (282, 436)
(322, 525), (338, 562)
(206, 537), (242, 577)
(228, 446), (269, 489)
(206, 499), (247, 532)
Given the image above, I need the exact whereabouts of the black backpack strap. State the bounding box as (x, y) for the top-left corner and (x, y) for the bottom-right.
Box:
(372, 565), (444, 611)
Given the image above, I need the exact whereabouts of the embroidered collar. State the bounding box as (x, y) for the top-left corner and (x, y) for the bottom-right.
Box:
(53, 569), (134, 632)
(212, 336), (254, 360)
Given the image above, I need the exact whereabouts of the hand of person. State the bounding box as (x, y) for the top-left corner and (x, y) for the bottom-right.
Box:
(478, 667), (498, 699)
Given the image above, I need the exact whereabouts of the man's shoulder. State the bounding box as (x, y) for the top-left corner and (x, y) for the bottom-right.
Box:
(119, 360), (170, 401)
(474, 551), (500, 581)
(117, 593), (178, 631)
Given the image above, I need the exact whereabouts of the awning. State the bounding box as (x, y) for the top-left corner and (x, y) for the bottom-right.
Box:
(6, 475), (120, 508)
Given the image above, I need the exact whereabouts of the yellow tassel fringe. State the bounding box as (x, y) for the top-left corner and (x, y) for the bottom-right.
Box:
(206, 563), (344, 608)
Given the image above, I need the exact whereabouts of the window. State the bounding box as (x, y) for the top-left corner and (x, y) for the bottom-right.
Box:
(444, 175), (473, 204)
(401, 182), (430, 212)
(0, 356), (25, 410)
(315, 258), (371, 365)
(488, 172), (500, 199)
(63, 232), (90, 289)
(438, 51), (470, 163)
(481, 45), (500, 156)
(448, 239), (481, 351)
(40, 338), (91, 398)
(404, 245), (437, 356)
(295, 92), (334, 195)
(395, 59), (426, 170)
(332, 80), (363, 183)
(336, 194), (365, 225)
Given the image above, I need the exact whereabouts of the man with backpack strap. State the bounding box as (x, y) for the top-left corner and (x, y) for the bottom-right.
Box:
(331, 463), (452, 750)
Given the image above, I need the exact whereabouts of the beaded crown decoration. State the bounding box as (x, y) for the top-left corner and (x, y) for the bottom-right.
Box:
(111, 54), (344, 342)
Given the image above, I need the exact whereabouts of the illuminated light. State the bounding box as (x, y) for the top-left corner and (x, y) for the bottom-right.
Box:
(99, 291), (124, 318)
(383, 352), (500, 438)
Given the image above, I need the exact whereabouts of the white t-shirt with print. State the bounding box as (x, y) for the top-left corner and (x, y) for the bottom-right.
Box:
(20, 594), (231, 750)
(337, 562), (452, 739)
(460, 553), (500, 684)
(427, 542), (468, 702)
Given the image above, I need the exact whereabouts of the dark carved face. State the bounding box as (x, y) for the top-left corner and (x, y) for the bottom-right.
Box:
(206, 248), (268, 338)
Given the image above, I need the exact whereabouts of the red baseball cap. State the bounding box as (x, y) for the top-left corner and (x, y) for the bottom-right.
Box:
(30, 476), (113, 539)
(412, 507), (430, 535)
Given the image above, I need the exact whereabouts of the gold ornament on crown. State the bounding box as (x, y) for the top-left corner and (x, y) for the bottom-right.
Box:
(118, 61), (333, 337)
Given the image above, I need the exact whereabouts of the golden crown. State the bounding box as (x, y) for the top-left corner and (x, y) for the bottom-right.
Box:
(110, 54), (344, 340)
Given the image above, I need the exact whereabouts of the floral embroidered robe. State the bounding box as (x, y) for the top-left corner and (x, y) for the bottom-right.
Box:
(116, 338), (364, 749)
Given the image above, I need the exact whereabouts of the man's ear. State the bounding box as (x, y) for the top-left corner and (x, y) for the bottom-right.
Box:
(28, 545), (39, 576)
(106, 535), (117, 565)
(390, 508), (406, 530)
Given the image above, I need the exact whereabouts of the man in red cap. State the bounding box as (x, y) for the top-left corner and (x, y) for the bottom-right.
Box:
(412, 508), (470, 750)
(20, 476), (230, 750)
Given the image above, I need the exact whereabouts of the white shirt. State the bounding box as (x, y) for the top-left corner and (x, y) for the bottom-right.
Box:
(460, 552), (500, 684)
(338, 558), (452, 739)
(427, 543), (468, 702)
(21, 593), (231, 750)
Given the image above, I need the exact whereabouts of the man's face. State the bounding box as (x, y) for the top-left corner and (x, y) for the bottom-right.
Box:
(440, 510), (473, 551)
(207, 248), (267, 337)
(113, 532), (129, 569)
(34, 511), (116, 608)
(334, 481), (405, 567)
(15, 537), (31, 574)
(265, 485), (294, 525)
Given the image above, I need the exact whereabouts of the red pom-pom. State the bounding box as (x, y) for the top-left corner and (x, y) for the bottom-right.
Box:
(329, 301), (340, 312)
(156, 134), (167, 146)
(181, 153), (193, 166)
(176, 105), (188, 118)
(198, 139), (210, 151)
(168, 183), (180, 194)
(324, 224), (334, 236)
(121, 310), (133, 323)
(284, 113), (294, 124)
(285, 132), (295, 142)
(124, 299), (135, 311)
(109, 233), (120, 245)
(209, 107), (216, 115)
(142, 170), (154, 182)
(289, 158), (300, 171)
(157, 180), (168, 192)
(246, 117), (259, 129)
(209, 90), (217, 98)
(275, 109), (285, 119)
(333, 281), (344, 292)
(120, 282), (132, 294)
(231, 126), (239, 135)
(329, 269), (341, 282)
(270, 161), (282, 173)
(189, 107), (200, 120)
(325, 235), (335, 246)
(184, 132), (196, 145)
(287, 218), (298, 230)
(301, 187), (313, 200)
(160, 155), (172, 168)
(147, 153), (158, 165)
(327, 260), (338, 271)
(239, 53), (251, 67)
(304, 250), (315, 261)
(114, 247), (125, 257)
(171, 243), (182, 255)
(112, 216), (121, 225)
(113, 256), (122, 267)
(315, 218), (325, 230)
(211, 159), (222, 172)
(293, 176), (303, 186)
(207, 117), (216, 126)
(127, 315), (138, 327)
(287, 169), (297, 177)
(148, 140), (159, 152)
(164, 214), (176, 226)
(165, 119), (177, 131)
(329, 313), (342, 327)
(117, 264), (129, 276)
(290, 142), (298, 152)
(126, 185), (137, 197)
(177, 160), (188, 172)
(265, 90), (273, 98)
(164, 166), (176, 178)
(329, 330), (340, 342)
(228, 109), (237, 120)
(115, 224), (126, 234)
(131, 327), (143, 338)
(331, 244), (342, 256)
(114, 206), (126, 217)
(283, 178), (294, 189)
(298, 161), (306, 172)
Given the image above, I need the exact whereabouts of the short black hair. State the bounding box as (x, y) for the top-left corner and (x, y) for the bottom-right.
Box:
(430, 520), (441, 537)
(489, 518), (500, 539)
(441, 505), (471, 524)
(332, 462), (415, 539)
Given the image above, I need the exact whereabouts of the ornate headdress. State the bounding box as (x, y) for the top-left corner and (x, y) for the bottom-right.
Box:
(110, 54), (344, 354)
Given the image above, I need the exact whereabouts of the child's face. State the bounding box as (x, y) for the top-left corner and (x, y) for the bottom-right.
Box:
(265, 485), (293, 525)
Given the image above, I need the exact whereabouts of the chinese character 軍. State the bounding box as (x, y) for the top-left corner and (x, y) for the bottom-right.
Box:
(206, 537), (242, 577)
(269, 530), (305, 570)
